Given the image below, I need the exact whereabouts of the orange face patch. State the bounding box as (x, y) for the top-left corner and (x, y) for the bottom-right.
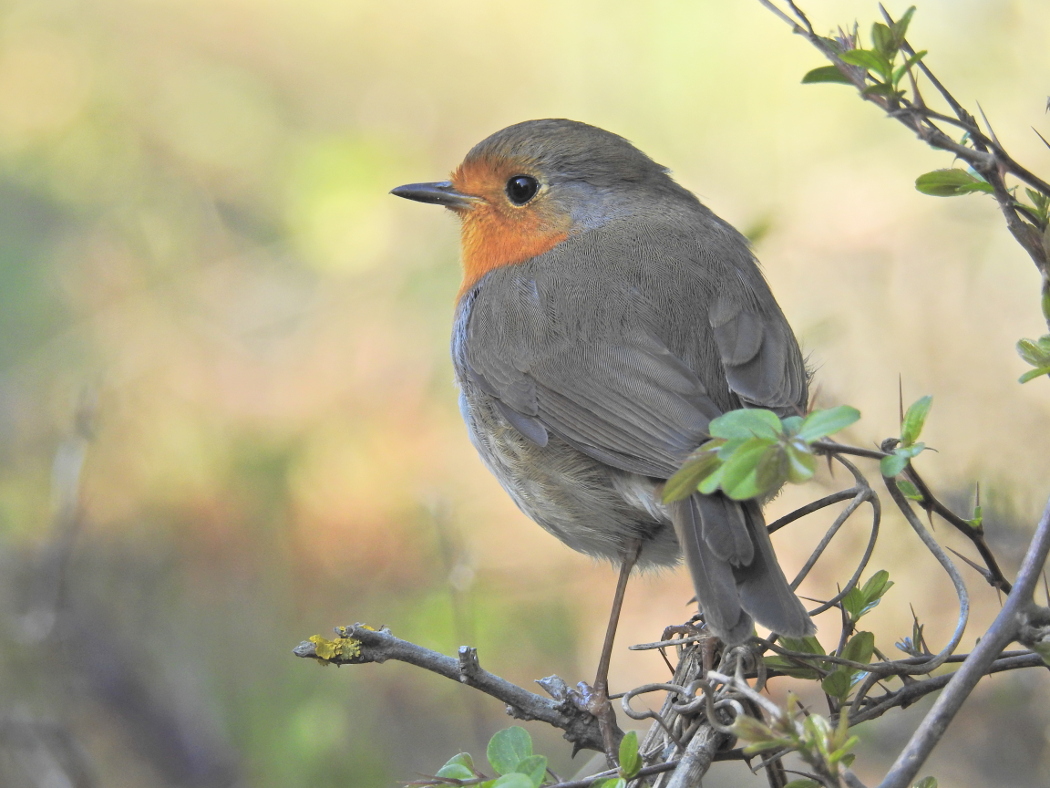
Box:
(450, 156), (572, 298)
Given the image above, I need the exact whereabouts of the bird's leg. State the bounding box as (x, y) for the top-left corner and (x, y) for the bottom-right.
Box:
(586, 538), (642, 765)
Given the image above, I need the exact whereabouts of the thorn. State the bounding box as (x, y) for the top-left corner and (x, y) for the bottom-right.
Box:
(1033, 127), (1050, 152)
(898, 375), (904, 427)
(976, 102), (1001, 146)
(946, 546), (994, 583)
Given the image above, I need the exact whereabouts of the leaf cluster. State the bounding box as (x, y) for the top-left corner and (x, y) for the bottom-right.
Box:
(429, 728), (546, 788)
(425, 728), (643, 788)
(881, 396), (931, 478)
(802, 6), (924, 101)
(765, 571), (893, 702)
(732, 694), (858, 776)
(663, 406), (859, 504)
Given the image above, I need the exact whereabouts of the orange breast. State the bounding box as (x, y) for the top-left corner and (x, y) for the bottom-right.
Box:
(458, 209), (568, 298)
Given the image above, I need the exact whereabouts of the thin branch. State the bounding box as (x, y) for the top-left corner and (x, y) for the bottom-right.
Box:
(293, 625), (609, 753)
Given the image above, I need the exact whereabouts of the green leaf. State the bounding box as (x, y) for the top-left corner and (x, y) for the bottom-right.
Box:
(491, 775), (536, 788)
(487, 727), (532, 775)
(839, 48), (892, 78)
(755, 446), (790, 496)
(912, 778), (938, 788)
(719, 437), (776, 500)
(892, 50), (927, 85)
(784, 781), (821, 788)
(1018, 366), (1050, 383)
(896, 478), (923, 501)
(871, 22), (895, 56)
(436, 760), (475, 780)
(616, 730), (641, 778)
(591, 780), (626, 788)
(967, 503), (983, 529)
(843, 572), (893, 621)
(513, 755), (547, 787)
(797, 405), (861, 442)
(764, 655), (822, 680)
(709, 409), (782, 440)
(664, 449), (722, 503)
(881, 453), (908, 477)
(901, 395), (932, 445)
(1016, 336), (1050, 366)
(896, 442), (926, 460)
(781, 635), (826, 655)
(781, 415), (803, 434)
(841, 631), (875, 666)
(784, 442), (818, 484)
(697, 461), (726, 495)
(821, 669), (852, 700)
(802, 65), (853, 84)
(732, 714), (783, 754)
(892, 6), (917, 44)
(915, 169), (995, 196)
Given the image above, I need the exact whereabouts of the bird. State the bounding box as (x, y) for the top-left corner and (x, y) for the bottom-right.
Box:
(391, 119), (814, 652)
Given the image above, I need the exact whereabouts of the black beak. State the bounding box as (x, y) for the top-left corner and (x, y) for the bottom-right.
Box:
(390, 181), (478, 209)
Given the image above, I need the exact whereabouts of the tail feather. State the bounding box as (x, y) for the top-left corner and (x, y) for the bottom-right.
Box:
(671, 493), (814, 643)
(670, 497), (754, 643)
(735, 500), (815, 638)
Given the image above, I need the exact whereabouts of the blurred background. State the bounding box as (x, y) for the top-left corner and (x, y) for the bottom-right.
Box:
(1, 0), (1049, 785)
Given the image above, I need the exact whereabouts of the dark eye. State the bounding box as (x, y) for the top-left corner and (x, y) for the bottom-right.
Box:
(505, 175), (540, 205)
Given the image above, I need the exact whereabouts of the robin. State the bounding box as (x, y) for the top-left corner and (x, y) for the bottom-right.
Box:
(392, 119), (814, 652)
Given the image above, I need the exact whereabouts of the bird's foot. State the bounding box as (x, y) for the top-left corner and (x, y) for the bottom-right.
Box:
(571, 681), (622, 767)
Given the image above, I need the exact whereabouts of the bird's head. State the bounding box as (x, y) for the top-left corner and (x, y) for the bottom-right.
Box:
(392, 119), (688, 296)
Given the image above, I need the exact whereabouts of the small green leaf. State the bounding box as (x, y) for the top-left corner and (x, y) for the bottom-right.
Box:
(436, 760), (475, 780)
(967, 503), (983, 529)
(781, 635), (826, 655)
(892, 6), (917, 44)
(697, 461), (726, 495)
(755, 446), (790, 496)
(839, 48), (892, 78)
(487, 727), (532, 775)
(881, 453), (908, 477)
(915, 169), (995, 196)
(802, 65), (853, 84)
(892, 50), (927, 85)
(591, 780), (626, 788)
(859, 570), (893, 602)
(821, 669), (852, 700)
(797, 405), (861, 442)
(664, 449), (722, 503)
(1016, 337), (1050, 366)
(896, 479), (923, 501)
(709, 409), (782, 440)
(871, 22), (895, 56)
(1019, 366), (1050, 384)
(491, 775), (536, 788)
(764, 655), (822, 680)
(513, 755), (547, 787)
(912, 778), (938, 788)
(784, 442), (818, 483)
(617, 730), (642, 778)
(720, 437), (776, 500)
(839, 575), (890, 621)
(895, 442), (926, 460)
(901, 395), (933, 445)
(784, 781), (821, 788)
(841, 631), (875, 666)
(782, 415), (804, 434)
